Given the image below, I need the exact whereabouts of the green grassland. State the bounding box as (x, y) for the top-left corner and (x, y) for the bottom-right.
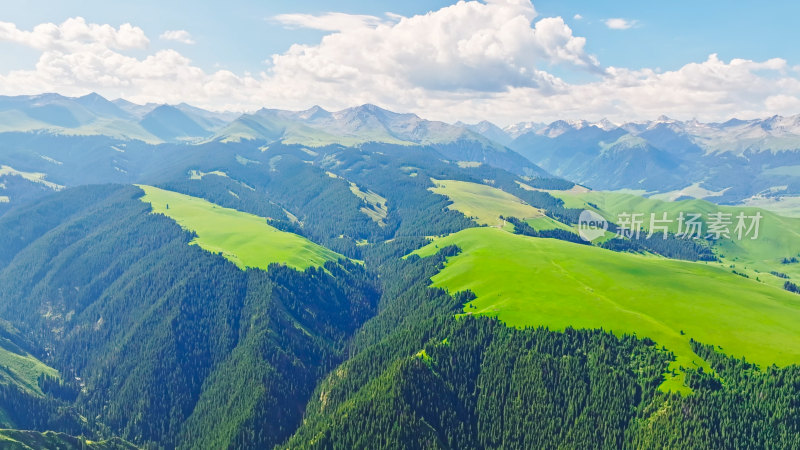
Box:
(0, 347), (58, 397)
(139, 185), (342, 271)
(413, 227), (800, 393)
(429, 178), (542, 226)
(0, 320), (58, 396)
(0, 350), (58, 396)
(551, 190), (800, 285)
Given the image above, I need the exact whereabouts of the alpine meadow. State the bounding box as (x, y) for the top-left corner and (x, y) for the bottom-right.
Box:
(2, 1), (800, 449)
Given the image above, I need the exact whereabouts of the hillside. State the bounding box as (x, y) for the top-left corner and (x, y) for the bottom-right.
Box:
(413, 227), (800, 392)
(0, 184), (379, 448)
(285, 242), (800, 449)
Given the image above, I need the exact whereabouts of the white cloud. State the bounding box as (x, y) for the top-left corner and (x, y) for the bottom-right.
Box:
(573, 14), (583, 20)
(270, 0), (599, 96)
(0, 17), (148, 51)
(0, 5), (799, 126)
(160, 30), (195, 45)
(605, 18), (638, 30)
(272, 12), (386, 31)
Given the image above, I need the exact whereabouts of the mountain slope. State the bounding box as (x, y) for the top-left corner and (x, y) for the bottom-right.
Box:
(285, 243), (800, 449)
(413, 227), (800, 391)
(0, 184), (379, 448)
(456, 120), (513, 146)
(139, 105), (212, 142)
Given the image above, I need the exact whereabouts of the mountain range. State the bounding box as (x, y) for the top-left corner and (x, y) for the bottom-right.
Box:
(1, 92), (799, 214)
(479, 115), (800, 208)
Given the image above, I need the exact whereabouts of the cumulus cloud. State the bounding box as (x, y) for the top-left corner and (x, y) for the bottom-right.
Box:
(272, 12), (386, 31)
(529, 55), (798, 120)
(0, 17), (148, 51)
(159, 30), (195, 44)
(0, 3), (799, 125)
(270, 0), (599, 95)
(605, 18), (638, 30)
(573, 14), (583, 20)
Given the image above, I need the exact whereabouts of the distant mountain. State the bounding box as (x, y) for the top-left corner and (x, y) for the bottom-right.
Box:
(0, 93), (161, 142)
(173, 102), (241, 129)
(216, 104), (546, 176)
(0, 93), (543, 176)
(466, 119), (617, 143)
(112, 98), (159, 118)
(0, 93), (95, 130)
(219, 104), (494, 146)
(507, 115), (800, 203)
(457, 120), (513, 146)
(503, 121), (546, 139)
(3, 92), (799, 203)
(139, 104), (213, 142)
(0, 93), (232, 144)
(74, 92), (133, 120)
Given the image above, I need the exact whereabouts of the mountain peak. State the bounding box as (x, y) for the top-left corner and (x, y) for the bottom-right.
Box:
(78, 92), (107, 102)
(297, 105), (331, 121)
(149, 104), (179, 114)
(504, 121), (545, 139)
(594, 118), (619, 131)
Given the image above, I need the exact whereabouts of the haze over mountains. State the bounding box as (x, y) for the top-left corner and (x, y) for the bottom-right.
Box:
(1, 92), (799, 211)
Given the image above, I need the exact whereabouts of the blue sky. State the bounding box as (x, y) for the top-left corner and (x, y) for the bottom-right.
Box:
(1, 0), (454, 74)
(2, 1), (799, 124)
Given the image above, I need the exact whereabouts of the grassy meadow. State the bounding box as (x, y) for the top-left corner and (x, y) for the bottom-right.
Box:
(0, 348), (58, 397)
(139, 185), (342, 271)
(551, 190), (800, 286)
(429, 178), (542, 226)
(413, 227), (800, 393)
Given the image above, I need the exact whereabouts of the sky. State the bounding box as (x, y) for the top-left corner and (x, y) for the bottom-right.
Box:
(1, 0), (799, 125)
